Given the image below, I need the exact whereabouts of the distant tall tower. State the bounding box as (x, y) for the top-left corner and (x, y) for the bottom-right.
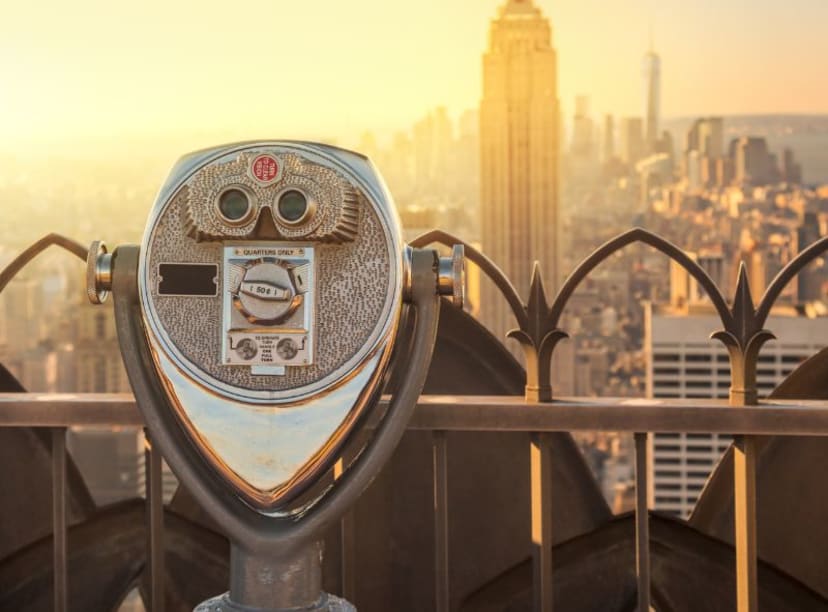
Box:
(571, 95), (593, 157)
(620, 117), (644, 165)
(480, 0), (560, 339)
(642, 42), (661, 154)
(734, 136), (771, 186)
(603, 114), (615, 162)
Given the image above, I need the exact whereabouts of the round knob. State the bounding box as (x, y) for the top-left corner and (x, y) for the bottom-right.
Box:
(86, 241), (112, 305)
(234, 260), (300, 324)
(437, 244), (465, 308)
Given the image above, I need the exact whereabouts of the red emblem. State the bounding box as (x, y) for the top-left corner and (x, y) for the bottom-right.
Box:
(251, 155), (280, 184)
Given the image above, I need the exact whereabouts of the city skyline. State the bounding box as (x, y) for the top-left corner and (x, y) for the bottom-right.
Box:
(2, 0), (828, 155)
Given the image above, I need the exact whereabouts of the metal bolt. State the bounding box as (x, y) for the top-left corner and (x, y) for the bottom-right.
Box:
(402, 245), (414, 303)
(437, 244), (465, 308)
(86, 240), (112, 305)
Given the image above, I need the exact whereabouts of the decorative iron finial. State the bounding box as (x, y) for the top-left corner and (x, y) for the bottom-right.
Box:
(711, 263), (775, 406)
(507, 262), (568, 402)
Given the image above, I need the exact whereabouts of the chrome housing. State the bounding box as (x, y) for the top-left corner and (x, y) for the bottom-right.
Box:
(137, 141), (404, 510)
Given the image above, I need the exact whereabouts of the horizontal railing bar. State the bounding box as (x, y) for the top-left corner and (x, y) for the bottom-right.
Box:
(3, 393), (828, 435)
(407, 396), (828, 435)
(0, 393), (142, 426)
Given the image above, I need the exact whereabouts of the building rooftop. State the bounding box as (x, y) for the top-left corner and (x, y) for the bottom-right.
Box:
(498, 0), (542, 19)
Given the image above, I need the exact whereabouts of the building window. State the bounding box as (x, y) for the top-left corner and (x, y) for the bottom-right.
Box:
(685, 368), (712, 375)
(686, 380), (712, 389)
(686, 446), (714, 454)
(655, 496), (681, 504)
(654, 368), (679, 375)
(688, 471), (711, 478)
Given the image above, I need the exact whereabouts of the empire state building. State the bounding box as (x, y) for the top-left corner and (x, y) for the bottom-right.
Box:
(479, 0), (560, 342)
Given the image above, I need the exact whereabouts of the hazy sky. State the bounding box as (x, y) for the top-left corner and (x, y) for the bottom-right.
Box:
(2, 0), (827, 154)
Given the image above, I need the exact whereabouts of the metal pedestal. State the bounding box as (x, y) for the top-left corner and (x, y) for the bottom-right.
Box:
(194, 541), (355, 612)
(195, 593), (355, 612)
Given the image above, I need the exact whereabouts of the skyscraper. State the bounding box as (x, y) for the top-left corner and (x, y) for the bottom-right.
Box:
(603, 114), (615, 162)
(684, 117), (725, 187)
(734, 136), (771, 186)
(480, 0), (560, 339)
(620, 117), (644, 165)
(782, 147), (803, 184)
(413, 107), (453, 195)
(642, 47), (661, 154)
(686, 117), (724, 160)
(571, 95), (594, 157)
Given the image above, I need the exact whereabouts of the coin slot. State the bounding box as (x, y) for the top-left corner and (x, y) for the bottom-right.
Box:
(158, 263), (219, 296)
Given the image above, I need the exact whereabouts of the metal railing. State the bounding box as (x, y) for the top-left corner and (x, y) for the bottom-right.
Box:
(3, 230), (828, 611)
(2, 394), (828, 611)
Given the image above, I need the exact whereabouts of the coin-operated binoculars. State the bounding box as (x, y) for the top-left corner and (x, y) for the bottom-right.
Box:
(87, 141), (463, 611)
